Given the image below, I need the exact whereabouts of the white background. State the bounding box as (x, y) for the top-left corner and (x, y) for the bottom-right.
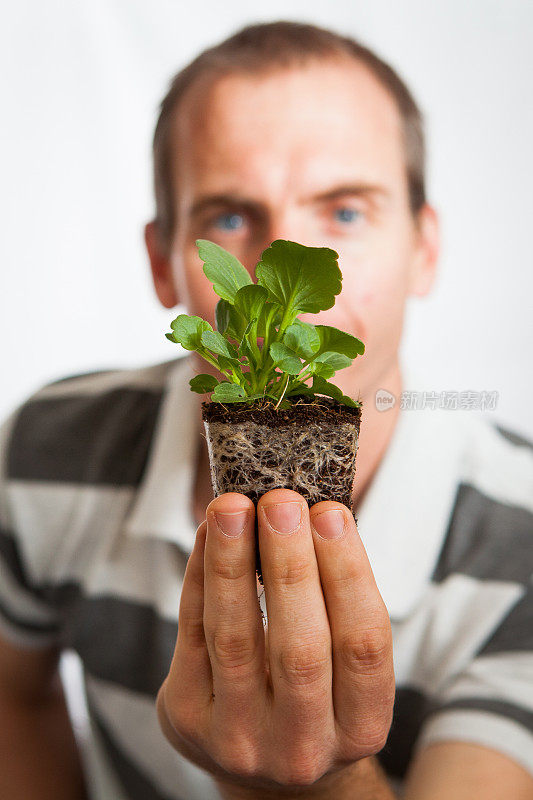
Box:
(1, 0), (532, 437)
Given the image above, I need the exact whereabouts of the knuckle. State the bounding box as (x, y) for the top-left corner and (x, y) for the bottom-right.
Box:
(276, 753), (325, 787)
(353, 723), (391, 757)
(339, 712), (393, 759)
(213, 737), (259, 780)
(211, 557), (249, 582)
(178, 611), (206, 649)
(174, 709), (198, 744)
(164, 697), (200, 744)
(212, 629), (257, 670)
(276, 641), (330, 687)
(270, 558), (313, 588)
(364, 726), (391, 754)
(338, 627), (391, 675)
(329, 563), (365, 590)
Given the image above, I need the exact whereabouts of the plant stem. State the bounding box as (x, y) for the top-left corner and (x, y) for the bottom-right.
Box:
(229, 365), (245, 385)
(259, 305), (278, 367)
(196, 349), (233, 380)
(274, 373), (290, 409)
(249, 319), (262, 365)
(253, 310), (295, 394)
(276, 304), (297, 341)
(297, 366), (313, 383)
(244, 358), (256, 386)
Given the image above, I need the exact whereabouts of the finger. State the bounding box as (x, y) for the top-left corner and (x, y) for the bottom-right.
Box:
(257, 489), (334, 740)
(165, 521), (212, 734)
(310, 502), (395, 752)
(203, 493), (267, 741)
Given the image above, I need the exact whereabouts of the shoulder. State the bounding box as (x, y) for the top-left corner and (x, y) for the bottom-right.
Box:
(0, 358), (184, 587)
(5, 358), (179, 487)
(461, 413), (533, 494)
(433, 413), (533, 587)
(492, 422), (533, 452)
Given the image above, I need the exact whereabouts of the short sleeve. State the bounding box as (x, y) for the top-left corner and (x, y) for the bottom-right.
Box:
(412, 585), (533, 778)
(0, 408), (62, 649)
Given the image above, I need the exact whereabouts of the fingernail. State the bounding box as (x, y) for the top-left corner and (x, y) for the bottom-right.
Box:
(264, 502), (302, 534)
(312, 509), (345, 540)
(214, 510), (248, 537)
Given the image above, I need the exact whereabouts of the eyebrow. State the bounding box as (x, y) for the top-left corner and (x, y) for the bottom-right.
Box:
(189, 183), (389, 217)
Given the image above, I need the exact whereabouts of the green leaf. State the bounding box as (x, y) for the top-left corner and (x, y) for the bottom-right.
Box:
(189, 374), (219, 394)
(239, 319), (255, 342)
(211, 382), (247, 402)
(306, 361), (337, 380)
(255, 240), (342, 316)
(196, 239), (252, 304)
(215, 299), (232, 336)
(314, 325), (365, 358)
(311, 375), (343, 401)
(256, 301), (283, 338)
(215, 299), (247, 342)
(165, 332), (177, 343)
(269, 342), (304, 375)
(282, 320), (320, 361)
(217, 355), (242, 374)
(311, 375), (359, 407)
(200, 330), (239, 360)
(238, 337), (255, 364)
(285, 381), (315, 398)
(340, 395), (359, 408)
(234, 284), (268, 325)
(308, 352), (353, 375)
(316, 352), (353, 368)
(170, 315), (213, 351)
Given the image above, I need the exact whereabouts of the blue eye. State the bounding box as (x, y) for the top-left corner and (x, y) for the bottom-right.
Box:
(214, 213), (244, 231)
(334, 207), (362, 224)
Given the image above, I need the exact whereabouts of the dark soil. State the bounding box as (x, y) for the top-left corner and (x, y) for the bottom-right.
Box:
(202, 393), (361, 426)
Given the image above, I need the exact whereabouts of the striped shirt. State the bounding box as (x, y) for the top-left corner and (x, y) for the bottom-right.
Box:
(0, 354), (532, 799)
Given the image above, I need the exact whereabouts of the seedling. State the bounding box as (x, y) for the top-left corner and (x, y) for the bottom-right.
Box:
(165, 239), (365, 409)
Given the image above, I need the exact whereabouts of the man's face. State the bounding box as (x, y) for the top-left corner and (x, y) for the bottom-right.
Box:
(156, 58), (437, 399)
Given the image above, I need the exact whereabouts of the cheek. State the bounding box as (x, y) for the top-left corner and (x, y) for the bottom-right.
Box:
(339, 257), (411, 350)
(171, 241), (220, 321)
(344, 268), (407, 319)
(360, 280), (406, 318)
(190, 274), (219, 324)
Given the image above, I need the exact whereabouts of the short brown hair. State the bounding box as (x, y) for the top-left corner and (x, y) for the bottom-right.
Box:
(152, 20), (426, 250)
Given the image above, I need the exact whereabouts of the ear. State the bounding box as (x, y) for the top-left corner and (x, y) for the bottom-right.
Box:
(144, 220), (180, 308)
(408, 204), (440, 297)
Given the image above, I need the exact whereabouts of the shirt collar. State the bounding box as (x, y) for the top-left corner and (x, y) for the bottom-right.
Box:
(123, 357), (468, 620)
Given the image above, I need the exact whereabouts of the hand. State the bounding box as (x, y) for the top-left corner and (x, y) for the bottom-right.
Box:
(157, 488), (395, 794)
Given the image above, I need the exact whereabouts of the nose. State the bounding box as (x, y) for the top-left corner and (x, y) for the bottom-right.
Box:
(267, 217), (304, 248)
(247, 219), (307, 277)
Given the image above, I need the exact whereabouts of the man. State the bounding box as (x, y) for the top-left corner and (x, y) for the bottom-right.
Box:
(1, 20), (532, 800)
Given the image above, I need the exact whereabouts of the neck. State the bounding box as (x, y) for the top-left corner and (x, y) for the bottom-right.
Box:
(191, 361), (403, 518)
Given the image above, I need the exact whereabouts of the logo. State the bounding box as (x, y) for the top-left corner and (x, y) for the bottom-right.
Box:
(375, 389), (396, 412)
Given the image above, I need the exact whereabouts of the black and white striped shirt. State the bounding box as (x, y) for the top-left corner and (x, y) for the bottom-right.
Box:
(0, 354), (532, 799)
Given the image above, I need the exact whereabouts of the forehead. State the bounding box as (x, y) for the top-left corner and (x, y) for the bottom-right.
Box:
(170, 58), (405, 203)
